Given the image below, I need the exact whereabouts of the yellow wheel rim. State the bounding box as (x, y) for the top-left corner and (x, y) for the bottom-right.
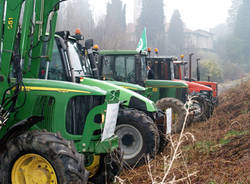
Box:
(86, 155), (100, 178)
(11, 153), (57, 184)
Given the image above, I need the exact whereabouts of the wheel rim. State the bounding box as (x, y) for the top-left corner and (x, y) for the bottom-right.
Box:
(115, 124), (143, 160)
(85, 155), (100, 178)
(11, 153), (57, 184)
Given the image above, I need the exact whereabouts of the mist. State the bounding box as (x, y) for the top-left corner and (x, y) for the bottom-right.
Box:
(56, 0), (250, 82)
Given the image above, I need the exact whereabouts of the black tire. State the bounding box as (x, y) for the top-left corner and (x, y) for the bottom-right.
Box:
(89, 150), (123, 184)
(0, 130), (88, 184)
(115, 108), (160, 168)
(191, 96), (209, 122)
(156, 97), (186, 134)
(154, 110), (168, 153)
(205, 99), (215, 119)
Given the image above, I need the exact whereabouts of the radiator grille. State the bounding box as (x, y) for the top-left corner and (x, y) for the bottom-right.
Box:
(66, 95), (105, 135)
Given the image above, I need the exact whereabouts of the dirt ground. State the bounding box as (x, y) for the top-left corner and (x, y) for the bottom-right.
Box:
(119, 80), (250, 184)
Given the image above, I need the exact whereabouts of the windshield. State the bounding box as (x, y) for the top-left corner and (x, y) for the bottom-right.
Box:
(174, 64), (180, 79)
(68, 41), (93, 77)
(101, 55), (136, 83)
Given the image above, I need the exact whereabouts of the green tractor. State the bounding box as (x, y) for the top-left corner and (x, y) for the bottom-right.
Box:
(0, 1), (121, 183)
(96, 50), (189, 133)
(146, 54), (215, 121)
(38, 31), (162, 168)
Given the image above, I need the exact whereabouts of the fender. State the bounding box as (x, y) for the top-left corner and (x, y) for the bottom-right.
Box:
(0, 116), (43, 151)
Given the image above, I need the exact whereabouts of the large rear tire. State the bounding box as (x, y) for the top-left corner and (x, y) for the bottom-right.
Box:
(156, 97), (186, 134)
(0, 130), (88, 184)
(115, 108), (160, 168)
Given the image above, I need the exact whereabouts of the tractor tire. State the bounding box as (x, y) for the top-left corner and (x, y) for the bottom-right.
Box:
(206, 100), (215, 119)
(0, 130), (88, 184)
(115, 108), (160, 168)
(156, 97), (186, 134)
(191, 96), (209, 122)
(154, 110), (168, 153)
(89, 150), (123, 184)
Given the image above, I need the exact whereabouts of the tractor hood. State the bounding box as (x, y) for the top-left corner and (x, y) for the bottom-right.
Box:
(145, 80), (188, 88)
(79, 77), (157, 112)
(175, 80), (212, 93)
(107, 81), (146, 92)
(22, 78), (107, 96)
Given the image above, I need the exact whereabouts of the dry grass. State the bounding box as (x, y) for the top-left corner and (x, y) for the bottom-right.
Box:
(117, 80), (250, 184)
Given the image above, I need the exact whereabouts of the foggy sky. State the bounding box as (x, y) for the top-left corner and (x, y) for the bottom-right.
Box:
(89, 0), (232, 31)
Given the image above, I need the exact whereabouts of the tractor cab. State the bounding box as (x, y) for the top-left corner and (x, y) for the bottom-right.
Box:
(98, 50), (147, 87)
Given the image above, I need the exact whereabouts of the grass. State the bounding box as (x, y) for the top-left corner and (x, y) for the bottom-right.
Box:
(183, 129), (250, 154)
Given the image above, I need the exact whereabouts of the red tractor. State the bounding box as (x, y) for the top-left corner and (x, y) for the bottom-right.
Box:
(173, 54), (218, 105)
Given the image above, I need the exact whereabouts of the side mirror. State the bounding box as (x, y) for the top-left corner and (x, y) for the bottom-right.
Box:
(85, 39), (94, 49)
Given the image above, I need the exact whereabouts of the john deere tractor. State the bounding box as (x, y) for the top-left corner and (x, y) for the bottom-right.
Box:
(146, 52), (215, 121)
(0, 1), (121, 183)
(37, 31), (161, 168)
(96, 50), (189, 133)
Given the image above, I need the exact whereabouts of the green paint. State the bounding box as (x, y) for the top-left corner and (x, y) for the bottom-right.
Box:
(0, 0), (119, 161)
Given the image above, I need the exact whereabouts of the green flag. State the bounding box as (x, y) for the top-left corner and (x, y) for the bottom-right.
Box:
(136, 28), (147, 52)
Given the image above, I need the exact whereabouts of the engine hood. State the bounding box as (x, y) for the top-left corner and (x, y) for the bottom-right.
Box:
(79, 77), (157, 112)
(108, 81), (146, 92)
(22, 78), (107, 96)
(145, 80), (188, 88)
(175, 80), (212, 92)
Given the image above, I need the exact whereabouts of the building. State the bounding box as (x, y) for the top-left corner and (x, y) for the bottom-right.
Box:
(185, 29), (214, 51)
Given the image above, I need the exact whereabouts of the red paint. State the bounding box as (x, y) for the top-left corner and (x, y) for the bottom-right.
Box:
(174, 79), (213, 94)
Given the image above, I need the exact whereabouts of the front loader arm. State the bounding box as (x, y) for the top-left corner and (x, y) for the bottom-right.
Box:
(0, 0), (64, 130)
(25, 0), (61, 78)
(0, 0), (23, 86)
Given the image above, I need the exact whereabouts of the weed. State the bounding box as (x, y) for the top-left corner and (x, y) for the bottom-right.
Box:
(195, 140), (216, 153)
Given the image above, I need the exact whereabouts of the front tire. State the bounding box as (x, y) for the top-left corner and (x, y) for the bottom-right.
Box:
(0, 130), (88, 184)
(115, 108), (160, 168)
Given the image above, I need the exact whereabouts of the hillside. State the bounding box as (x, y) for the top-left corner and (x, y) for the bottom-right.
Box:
(119, 80), (250, 184)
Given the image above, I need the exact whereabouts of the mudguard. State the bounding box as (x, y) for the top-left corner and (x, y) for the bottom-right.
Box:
(0, 116), (43, 151)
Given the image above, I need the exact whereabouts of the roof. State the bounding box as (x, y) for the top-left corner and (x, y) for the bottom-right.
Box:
(99, 50), (147, 56)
